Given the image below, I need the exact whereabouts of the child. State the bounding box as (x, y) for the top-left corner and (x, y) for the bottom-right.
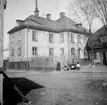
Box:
(76, 62), (80, 70)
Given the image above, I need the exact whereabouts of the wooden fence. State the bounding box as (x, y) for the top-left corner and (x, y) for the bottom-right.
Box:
(8, 56), (67, 70)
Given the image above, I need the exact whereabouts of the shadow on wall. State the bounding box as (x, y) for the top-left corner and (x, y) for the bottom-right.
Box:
(3, 77), (44, 105)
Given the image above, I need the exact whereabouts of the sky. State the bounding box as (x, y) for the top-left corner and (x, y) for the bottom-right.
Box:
(4, 0), (103, 56)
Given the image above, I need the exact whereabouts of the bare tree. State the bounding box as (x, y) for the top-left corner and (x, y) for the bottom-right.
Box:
(92, 0), (107, 26)
(68, 0), (95, 34)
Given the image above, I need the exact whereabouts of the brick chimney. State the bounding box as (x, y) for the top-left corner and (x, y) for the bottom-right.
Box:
(46, 14), (51, 20)
(60, 12), (65, 18)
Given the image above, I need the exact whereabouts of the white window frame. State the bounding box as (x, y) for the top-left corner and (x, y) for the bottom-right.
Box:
(18, 31), (21, 41)
(60, 33), (64, 43)
(49, 48), (54, 56)
(71, 48), (76, 55)
(18, 47), (21, 56)
(49, 33), (54, 43)
(32, 30), (38, 41)
(32, 47), (38, 56)
(11, 49), (14, 56)
(71, 34), (74, 43)
(77, 35), (81, 43)
(60, 48), (64, 55)
(11, 36), (14, 43)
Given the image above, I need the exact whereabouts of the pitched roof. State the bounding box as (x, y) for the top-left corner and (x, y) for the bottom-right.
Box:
(8, 14), (88, 34)
(86, 25), (107, 50)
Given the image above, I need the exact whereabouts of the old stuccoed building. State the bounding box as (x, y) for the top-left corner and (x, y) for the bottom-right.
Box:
(8, 1), (88, 70)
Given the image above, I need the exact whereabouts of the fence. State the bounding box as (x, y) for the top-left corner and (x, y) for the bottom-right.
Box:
(8, 56), (68, 70)
(29, 57), (56, 70)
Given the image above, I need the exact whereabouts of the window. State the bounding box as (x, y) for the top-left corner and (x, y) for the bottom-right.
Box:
(49, 48), (54, 56)
(11, 36), (14, 43)
(60, 48), (64, 55)
(77, 35), (81, 43)
(18, 31), (21, 41)
(71, 34), (74, 43)
(71, 48), (75, 55)
(84, 36), (87, 44)
(32, 31), (37, 41)
(32, 47), (38, 55)
(49, 33), (53, 43)
(60, 33), (64, 43)
(18, 47), (21, 56)
(11, 49), (14, 56)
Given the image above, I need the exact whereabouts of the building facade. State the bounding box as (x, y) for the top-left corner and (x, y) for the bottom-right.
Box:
(0, 0), (7, 104)
(86, 26), (107, 65)
(0, 0), (6, 67)
(8, 6), (88, 69)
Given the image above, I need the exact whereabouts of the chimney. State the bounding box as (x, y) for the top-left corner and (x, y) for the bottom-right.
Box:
(60, 12), (65, 18)
(34, 0), (39, 17)
(46, 14), (51, 20)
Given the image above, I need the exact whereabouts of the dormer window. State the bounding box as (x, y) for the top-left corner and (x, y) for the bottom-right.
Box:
(32, 31), (38, 41)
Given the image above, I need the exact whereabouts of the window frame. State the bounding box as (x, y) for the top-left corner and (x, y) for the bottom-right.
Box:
(49, 48), (54, 56)
(60, 33), (64, 43)
(77, 35), (81, 43)
(49, 33), (54, 43)
(32, 30), (38, 41)
(60, 48), (64, 55)
(11, 36), (14, 43)
(18, 31), (21, 41)
(71, 33), (75, 43)
(71, 48), (76, 55)
(11, 49), (14, 56)
(18, 47), (21, 56)
(32, 47), (38, 56)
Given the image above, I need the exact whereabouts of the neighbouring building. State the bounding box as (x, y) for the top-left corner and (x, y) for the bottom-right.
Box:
(0, 0), (7, 104)
(8, 1), (88, 70)
(0, 0), (7, 67)
(86, 25), (107, 65)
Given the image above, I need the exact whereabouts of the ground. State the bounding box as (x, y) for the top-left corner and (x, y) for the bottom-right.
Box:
(3, 66), (107, 105)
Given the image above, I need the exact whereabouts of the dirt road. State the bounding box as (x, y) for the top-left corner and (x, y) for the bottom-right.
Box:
(6, 66), (107, 105)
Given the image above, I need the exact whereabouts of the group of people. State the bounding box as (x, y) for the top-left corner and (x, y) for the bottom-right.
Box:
(56, 61), (80, 71)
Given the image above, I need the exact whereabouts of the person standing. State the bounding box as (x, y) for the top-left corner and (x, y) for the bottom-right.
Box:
(76, 62), (80, 70)
(56, 62), (61, 71)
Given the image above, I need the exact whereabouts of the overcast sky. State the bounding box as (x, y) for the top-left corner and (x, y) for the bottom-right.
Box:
(4, 0), (102, 50)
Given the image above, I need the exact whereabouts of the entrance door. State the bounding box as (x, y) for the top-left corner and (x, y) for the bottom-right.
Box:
(103, 52), (107, 65)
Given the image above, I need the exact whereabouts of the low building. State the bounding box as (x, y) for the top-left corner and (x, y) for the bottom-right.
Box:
(86, 26), (107, 65)
(8, 3), (88, 70)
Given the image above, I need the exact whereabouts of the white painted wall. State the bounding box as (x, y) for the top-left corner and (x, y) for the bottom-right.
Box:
(9, 28), (88, 62)
(9, 29), (25, 62)
(24, 29), (68, 61)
